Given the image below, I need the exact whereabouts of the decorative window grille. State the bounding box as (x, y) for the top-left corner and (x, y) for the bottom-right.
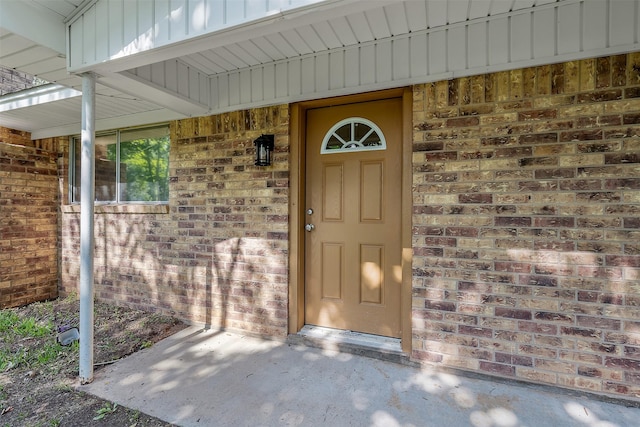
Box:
(320, 117), (386, 154)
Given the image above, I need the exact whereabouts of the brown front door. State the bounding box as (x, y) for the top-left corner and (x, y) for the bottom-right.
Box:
(304, 97), (402, 338)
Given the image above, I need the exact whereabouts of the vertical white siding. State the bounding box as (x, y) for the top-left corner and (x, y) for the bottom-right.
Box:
(288, 60), (301, 96)
(316, 53), (330, 93)
(95, 1), (109, 61)
(68, 0), (323, 70)
(410, 34), (428, 77)
(108, 0), (123, 59)
(137, 64), (151, 81)
(228, 72), (240, 106)
(447, 26), (467, 72)
(360, 45), (376, 85)
(151, 62), (166, 88)
(69, 18), (82, 67)
(240, 69), (251, 104)
(169, 0), (187, 40)
(393, 38), (410, 81)
(557, 2), (580, 54)
(583, 1), (607, 50)
(428, 31), (447, 75)
(263, 65), (276, 100)
(164, 60), (178, 92)
(177, 62), (189, 97)
(344, 47), (359, 87)
(155, 0), (171, 46)
(467, 22), (487, 68)
(533, 7), (556, 58)
(610, 0), (637, 47)
(376, 40), (393, 83)
(511, 13), (532, 62)
(330, 50), (345, 90)
(82, 7), (96, 64)
(275, 62), (288, 98)
(301, 56), (315, 94)
(123, 1), (139, 54)
(488, 17), (509, 65)
(129, 59), (209, 106)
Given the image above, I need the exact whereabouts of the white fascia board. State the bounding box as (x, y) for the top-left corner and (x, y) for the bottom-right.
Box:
(0, 84), (81, 112)
(0, 0), (66, 53)
(97, 72), (209, 117)
(30, 108), (187, 140)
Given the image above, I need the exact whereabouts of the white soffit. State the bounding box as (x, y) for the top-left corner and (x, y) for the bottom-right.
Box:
(0, 0), (67, 53)
(126, 0), (640, 115)
(0, 84), (80, 112)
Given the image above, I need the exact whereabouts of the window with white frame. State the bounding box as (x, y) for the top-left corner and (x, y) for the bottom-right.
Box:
(70, 124), (170, 203)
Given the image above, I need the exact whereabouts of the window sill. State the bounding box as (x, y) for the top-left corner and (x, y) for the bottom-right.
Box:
(61, 204), (169, 214)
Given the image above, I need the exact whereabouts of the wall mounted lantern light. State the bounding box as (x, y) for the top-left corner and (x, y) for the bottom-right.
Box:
(254, 134), (274, 166)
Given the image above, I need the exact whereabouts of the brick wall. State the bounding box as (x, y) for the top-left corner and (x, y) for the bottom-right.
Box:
(53, 54), (640, 400)
(60, 106), (290, 337)
(0, 66), (46, 96)
(0, 126), (31, 147)
(412, 53), (640, 399)
(0, 128), (59, 307)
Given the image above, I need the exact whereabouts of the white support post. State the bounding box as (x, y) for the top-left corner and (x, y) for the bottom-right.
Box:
(79, 73), (96, 384)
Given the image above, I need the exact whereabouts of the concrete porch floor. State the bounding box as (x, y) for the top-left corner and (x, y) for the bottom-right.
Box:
(81, 326), (638, 427)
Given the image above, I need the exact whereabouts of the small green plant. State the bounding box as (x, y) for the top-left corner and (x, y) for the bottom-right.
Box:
(55, 382), (73, 393)
(16, 317), (52, 338)
(93, 402), (118, 420)
(128, 408), (141, 424)
(0, 311), (20, 335)
(0, 311), (53, 342)
(0, 309), (73, 372)
(49, 418), (61, 427)
(30, 300), (54, 320)
(35, 342), (64, 366)
(0, 347), (28, 371)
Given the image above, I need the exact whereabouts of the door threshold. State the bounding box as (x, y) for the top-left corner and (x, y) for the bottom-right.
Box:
(289, 325), (409, 365)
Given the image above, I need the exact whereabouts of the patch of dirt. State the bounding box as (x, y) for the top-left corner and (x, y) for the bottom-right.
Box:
(0, 296), (187, 426)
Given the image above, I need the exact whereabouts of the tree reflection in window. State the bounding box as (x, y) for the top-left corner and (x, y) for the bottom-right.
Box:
(71, 124), (169, 203)
(321, 117), (387, 154)
(118, 131), (169, 202)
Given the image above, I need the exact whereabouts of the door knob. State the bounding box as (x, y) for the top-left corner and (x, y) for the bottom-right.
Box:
(305, 223), (315, 232)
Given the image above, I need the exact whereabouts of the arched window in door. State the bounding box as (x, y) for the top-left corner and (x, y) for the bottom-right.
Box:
(320, 117), (387, 154)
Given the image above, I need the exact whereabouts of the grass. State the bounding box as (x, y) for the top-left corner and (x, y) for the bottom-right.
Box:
(0, 384), (7, 415)
(0, 309), (73, 372)
(0, 311), (21, 337)
(93, 401), (118, 420)
(0, 297), (183, 426)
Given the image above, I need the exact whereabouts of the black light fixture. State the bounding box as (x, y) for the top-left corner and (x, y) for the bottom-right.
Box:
(254, 134), (274, 166)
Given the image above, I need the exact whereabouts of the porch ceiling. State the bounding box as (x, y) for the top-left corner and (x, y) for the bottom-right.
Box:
(0, 0), (185, 138)
(1, 0), (635, 140)
(179, 0), (559, 76)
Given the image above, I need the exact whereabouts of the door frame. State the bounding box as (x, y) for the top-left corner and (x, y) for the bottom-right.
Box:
(288, 87), (413, 354)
